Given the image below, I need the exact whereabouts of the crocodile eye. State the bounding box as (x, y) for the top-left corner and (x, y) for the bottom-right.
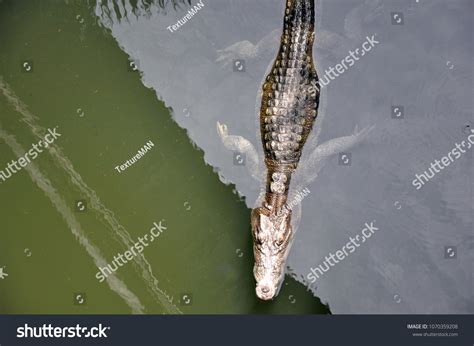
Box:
(253, 229), (266, 244)
(275, 230), (288, 247)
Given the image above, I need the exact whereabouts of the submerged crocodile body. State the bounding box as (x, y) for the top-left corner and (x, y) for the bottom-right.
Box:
(252, 0), (320, 300)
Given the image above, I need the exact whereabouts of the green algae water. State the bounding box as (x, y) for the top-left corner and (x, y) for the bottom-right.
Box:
(0, 0), (329, 314)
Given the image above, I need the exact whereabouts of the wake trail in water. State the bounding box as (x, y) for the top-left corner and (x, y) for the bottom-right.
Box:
(0, 76), (181, 314)
(0, 124), (145, 314)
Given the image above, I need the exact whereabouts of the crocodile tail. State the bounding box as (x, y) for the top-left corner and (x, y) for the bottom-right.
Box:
(282, 0), (315, 59)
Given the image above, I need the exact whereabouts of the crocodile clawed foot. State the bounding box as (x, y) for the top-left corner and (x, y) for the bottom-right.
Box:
(216, 121), (229, 140)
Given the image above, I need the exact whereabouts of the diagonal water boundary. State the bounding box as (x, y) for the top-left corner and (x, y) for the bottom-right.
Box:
(0, 124), (145, 314)
(0, 76), (181, 314)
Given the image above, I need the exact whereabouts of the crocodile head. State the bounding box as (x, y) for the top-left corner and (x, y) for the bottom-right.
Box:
(251, 205), (293, 300)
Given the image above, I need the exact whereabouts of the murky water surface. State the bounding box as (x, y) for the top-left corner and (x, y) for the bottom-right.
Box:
(0, 0), (329, 313)
(1, 0), (472, 314)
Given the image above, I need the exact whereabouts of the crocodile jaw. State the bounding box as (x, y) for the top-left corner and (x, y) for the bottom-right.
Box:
(251, 206), (293, 301)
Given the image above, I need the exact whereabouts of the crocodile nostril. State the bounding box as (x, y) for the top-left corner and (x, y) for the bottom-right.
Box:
(256, 284), (275, 300)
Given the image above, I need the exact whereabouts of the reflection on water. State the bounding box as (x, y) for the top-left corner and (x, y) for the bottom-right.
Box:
(96, 0), (192, 25)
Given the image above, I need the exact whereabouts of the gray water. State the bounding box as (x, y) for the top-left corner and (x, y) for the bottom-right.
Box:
(95, 0), (473, 313)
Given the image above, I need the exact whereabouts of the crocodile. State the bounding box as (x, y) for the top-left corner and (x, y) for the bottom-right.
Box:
(251, 0), (320, 300)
